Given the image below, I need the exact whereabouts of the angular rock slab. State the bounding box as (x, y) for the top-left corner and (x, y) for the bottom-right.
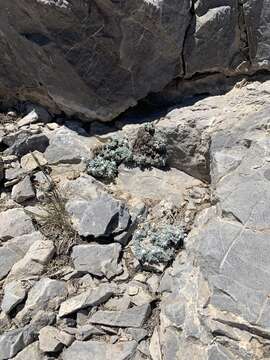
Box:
(39, 326), (73, 353)
(71, 243), (122, 279)
(1, 280), (27, 314)
(90, 304), (151, 328)
(0, 208), (35, 241)
(62, 340), (137, 360)
(44, 127), (98, 165)
(0, 325), (35, 360)
(66, 196), (130, 238)
(13, 342), (42, 360)
(59, 284), (115, 317)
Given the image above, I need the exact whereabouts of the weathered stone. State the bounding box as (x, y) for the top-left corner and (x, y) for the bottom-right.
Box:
(115, 165), (202, 205)
(0, 156), (4, 182)
(62, 340), (137, 360)
(126, 328), (148, 342)
(16, 278), (67, 324)
(90, 304), (151, 328)
(66, 196), (130, 237)
(0, 208), (35, 240)
(72, 243), (122, 279)
(18, 105), (51, 127)
(11, 176), (35, 203)
(149, 327), (162, 360)
(0, 325), (35, 360)
(0, 231), (43, 280)
(39, 326), (73, 353)
(44, 127), (97, 165)
(75, 325), (106, 341)
(5, 133), (49, 157)
(13, 342), (43, 360)
(7, 240), (55, 282)
(59, 284), (115, 317)
(20, 151), (48, 171)
(1, 281), (27, 314)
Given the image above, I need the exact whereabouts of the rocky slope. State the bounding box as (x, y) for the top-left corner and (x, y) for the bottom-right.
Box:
(0, 0), (269, 121)
(0, 78), (270, 359)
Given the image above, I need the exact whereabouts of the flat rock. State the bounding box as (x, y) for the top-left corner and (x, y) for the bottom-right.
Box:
(7, 240), (55, 282)
(66, 196), (130, 238)
(0, 325), (35, 360)
(44, 127), (98, 165)
(62, 340), (137, 360)
(20, 151), (48, 171)
(13, 342), (43, 360)
(1, 280), (27, 314)
(16, 278), (67, 324)
(11, 176), (35, 203)
(72, 243), (122, 279)
(5, 133), (49, 157)
(0, 231), (43, 280)
(59, 284), (115, 317)
(39, 326), (73, 353)
(89, 304), (151, 328)
(115, 166), (202, 206)
(0, 208), (35, 240)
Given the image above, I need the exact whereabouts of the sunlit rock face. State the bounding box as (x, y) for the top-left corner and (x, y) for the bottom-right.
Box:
(0, 0), (269, 121)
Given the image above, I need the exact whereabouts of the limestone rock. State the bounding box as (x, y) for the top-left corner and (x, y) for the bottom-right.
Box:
(20, 151), (48, 172)
(39, 326), (73, 353)
(0, 1), (269, 121)
(11, 176), (36, 203)
(0, 208), (35, 241)
(66, 196), (130, 238)
(89, 304), (151, 328)
(1, 280), (27, 314)
(59, 284), (115, 317)
(18, 105), (51, 128)
(13, 342), (43, 360)
(62, 340), (137, 360)
(0, 325), (35, 360)
(16, 278), (67, 324)
(72, 243), (122, 279)
(5, 133), (49, 157)
(0, 231), (43, 280)
(7, 240), (55, 282)
(44, 127), (98, 165)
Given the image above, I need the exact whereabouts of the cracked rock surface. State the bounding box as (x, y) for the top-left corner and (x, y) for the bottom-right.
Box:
(0, 1), (269, 121)
(0, 79), (270, 359)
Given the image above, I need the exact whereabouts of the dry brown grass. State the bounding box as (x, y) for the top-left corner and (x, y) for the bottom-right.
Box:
(26, 153), (79, 255)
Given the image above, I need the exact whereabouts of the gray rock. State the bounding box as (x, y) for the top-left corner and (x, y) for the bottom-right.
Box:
(13, 342), (43, 360)
(0, 325), (35, 360)
(75, 325), (106, 341)
(59, 284), (115, 317)
(1, 281), (27, 314)
(7, 240), (55, 282)
(72, 243), (122, 279)
(20, 151), (48, 172)
(0, 208), (35, 240)
(5, 133), (49, 157)
(0, 1), (269, 121)
(44, 127), (97, 165)
(115, 165), (202, 205)
(66, 196), (130, 238)
(89, 304), (151, 328)
(126, 328), (148, 342)
(11, 176), (36, 203)
(39, 326), (73, 353)
(0, 156), (4, 182)
(16, 278), (67, 324)
(18, 105), (51, 127)
(0, 231), (43, 280)
(62, 340), (137, 360)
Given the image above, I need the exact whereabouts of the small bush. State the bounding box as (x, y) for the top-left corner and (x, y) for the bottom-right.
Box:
(87, 123), (168, 180)
(132, 223), (186, 265)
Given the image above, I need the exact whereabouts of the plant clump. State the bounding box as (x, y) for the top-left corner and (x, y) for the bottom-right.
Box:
(132, 223), (186, 266)
(87, 123), (168, 181)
